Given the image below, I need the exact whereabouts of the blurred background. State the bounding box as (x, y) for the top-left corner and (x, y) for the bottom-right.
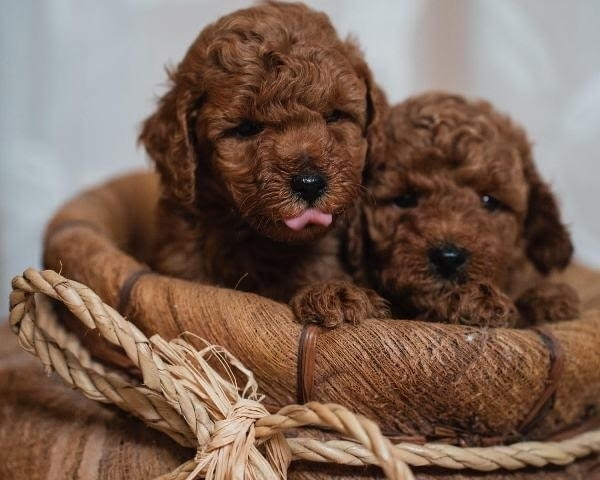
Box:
(1, 0), (599, 312)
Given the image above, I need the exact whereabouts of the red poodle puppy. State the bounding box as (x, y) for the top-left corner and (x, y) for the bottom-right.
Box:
(140, 2), (389, 324)
(342, 92), (580, 327)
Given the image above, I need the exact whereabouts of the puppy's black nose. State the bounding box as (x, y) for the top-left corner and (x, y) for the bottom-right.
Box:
(428, 245), (469, 278)
(291, 171), (327, 203)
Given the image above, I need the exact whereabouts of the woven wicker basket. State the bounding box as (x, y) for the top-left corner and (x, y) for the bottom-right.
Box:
(7, 170), (600, 479)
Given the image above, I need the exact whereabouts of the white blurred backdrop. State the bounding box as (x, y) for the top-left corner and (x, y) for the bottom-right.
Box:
(2, 0), (600, 313)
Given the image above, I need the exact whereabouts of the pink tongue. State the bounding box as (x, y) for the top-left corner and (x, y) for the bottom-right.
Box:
(284, 208), (333, 231)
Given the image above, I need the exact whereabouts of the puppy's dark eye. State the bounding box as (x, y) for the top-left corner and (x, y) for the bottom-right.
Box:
(325, 110), (345, 123)
(481, 194), (502, 212)
(229, 120), (264, 138)
(394, 191), (419, 208)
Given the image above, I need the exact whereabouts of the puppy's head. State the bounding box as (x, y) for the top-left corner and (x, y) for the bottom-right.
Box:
(140, 1), (386, 243)
(350, 92), (572, 322)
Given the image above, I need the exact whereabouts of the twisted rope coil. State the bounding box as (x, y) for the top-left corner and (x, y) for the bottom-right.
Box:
(8, 268), (600, 479)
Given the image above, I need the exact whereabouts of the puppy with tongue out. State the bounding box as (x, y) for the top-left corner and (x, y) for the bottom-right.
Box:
(140, 2), (389, 326)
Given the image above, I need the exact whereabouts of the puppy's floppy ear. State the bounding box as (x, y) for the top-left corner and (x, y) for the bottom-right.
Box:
(523, 159), (573, 274)
(139, 72), (201, 205)
(343, 39), (388, 166)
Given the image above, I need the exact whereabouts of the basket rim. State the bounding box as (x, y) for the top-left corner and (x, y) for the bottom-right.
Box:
(41, 170), (600, 447)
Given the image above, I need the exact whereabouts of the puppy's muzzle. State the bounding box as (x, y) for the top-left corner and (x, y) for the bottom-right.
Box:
(428, 244), (469, 279)
(291, 170), (327, 204)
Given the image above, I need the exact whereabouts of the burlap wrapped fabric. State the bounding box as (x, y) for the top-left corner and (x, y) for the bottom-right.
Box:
(3, 171), (600, 479)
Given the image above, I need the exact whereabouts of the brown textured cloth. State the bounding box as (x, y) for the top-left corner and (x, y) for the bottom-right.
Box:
(0, 323), (190, 479)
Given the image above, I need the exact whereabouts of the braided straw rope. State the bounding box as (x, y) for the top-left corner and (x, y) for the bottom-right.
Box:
(8, 268), (600, 479)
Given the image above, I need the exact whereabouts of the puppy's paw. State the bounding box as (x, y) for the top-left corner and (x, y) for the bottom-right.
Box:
(516, 282), (580, 325)
(443, 283), (520, 327)
(290, 281), (390, 328)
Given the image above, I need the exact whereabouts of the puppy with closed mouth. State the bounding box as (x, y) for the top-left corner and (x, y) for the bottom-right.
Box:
(140, 1), (389, 325)
(342, 92), (580, 327)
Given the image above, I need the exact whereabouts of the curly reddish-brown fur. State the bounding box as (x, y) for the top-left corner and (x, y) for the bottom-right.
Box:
(139, 2), (388, 324)
(343, 92), (580, 327)
(290, 280), (389, 328)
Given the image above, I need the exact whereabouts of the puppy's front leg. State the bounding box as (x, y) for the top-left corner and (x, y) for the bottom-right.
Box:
(436, 281), (521, 327)
(290, 281), (390, 328)
(516, 281), (580, 325)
